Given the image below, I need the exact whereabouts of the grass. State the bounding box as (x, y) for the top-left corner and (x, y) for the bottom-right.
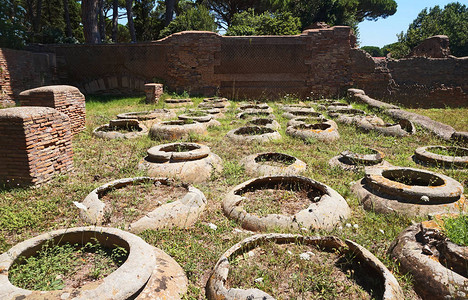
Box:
(8, 239), (127, 291)
(406, 107), (468, 131)
(0, 94), (466, 298)
(442, 214), (468, 246)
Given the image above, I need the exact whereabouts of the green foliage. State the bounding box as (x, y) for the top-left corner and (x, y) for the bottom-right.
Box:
(133, 0), (165, 41)
(443, 215), (468, 246)
(391, 2), (468, 58)
(361, 46), (384, 57)
(226, 9), (301, 36)
(0, 0), (28, 48)
(159, 5), (217, 38)
(286, 0), (396, 30)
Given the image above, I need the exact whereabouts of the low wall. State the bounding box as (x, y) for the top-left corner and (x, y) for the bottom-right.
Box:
(1, 28), (467, 108)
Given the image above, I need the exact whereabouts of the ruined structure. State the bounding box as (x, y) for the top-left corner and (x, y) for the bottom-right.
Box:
(0, 107), (73, 186)
(1, 29), (467, 108)
(19, 85), (86, 135)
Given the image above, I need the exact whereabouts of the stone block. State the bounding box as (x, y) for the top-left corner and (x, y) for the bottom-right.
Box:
(19, 85), (86, 135)
(0, 106), (73, 186)
(144, 83), (164, 104)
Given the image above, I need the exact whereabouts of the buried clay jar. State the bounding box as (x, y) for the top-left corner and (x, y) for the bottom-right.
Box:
(0, 226), (188, 300)
(93, 119), (148, 139)
(76, 176), (207, 232)
(240, 152), (306, 176)
(222, 175), (350, 232)
(226, 126), (282, 143)
(352, 166), (466, 217)
(286, 121), (339, 142)
(207, 233), (404, 300)
(139, 142), (222, 183)
(414, 145), (468, 169)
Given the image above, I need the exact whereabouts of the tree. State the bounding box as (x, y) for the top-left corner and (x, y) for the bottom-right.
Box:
(125, 0), (136, 42)
(393, 2), (468, 58)
(226, 9), (300, 36)
(286, 0), (396, 30)
(361, 46), (383, 57)
(165, 0), (177, 25)
(82, 0), (100, 43)
(0, 0), (28, 48)
(133, 0), (164, 41)
(199, 0), (288, 28)
(159, 4), (217, 38)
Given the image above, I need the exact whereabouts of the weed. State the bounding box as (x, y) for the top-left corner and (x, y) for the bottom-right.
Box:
(9, 239), (128, 291)
(442, 214), (468, 246)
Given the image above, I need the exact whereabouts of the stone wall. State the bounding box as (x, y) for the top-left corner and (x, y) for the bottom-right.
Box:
(0, 48), (56, 107)
(1, 28), (467, 108)
(19, 85), (86, 135)
(0, 107), (73, 186)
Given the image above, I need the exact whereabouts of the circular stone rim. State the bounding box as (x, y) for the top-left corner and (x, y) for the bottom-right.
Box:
(77, 177), (206, 229)
(365, 166), (464, 203)
(222, 175), (350, 232)
(246, 118), (281, 130)
(178, 112), (212, 122)
(207, 233), (403, 300)
(414, 145), (468, 168)
(226, 126), (282, 143)
(0, 226), (155, 300)
(240, 152), (306, 176)
(147, 142), (210, 162)
(92, 122), (148, 139)
(117, 109), (175, 120)
(340, 148), (385, 165)
(286, 120), (340, 142)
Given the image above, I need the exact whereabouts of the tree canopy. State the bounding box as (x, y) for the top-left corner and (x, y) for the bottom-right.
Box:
(392, 2), (468, 58)
(0, 0), (398, 47)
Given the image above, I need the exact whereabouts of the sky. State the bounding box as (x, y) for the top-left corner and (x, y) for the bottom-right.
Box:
(358, 0), (459, 47)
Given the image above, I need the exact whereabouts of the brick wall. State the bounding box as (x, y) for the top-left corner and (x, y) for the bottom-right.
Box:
(0, 107), (73, 186)
(19, 85), (86, 135)
(1, 28), (467, 108)
(0, 48), (56, 107)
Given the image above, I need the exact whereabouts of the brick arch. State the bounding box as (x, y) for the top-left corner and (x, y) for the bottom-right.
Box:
(80, 74), (147, 95)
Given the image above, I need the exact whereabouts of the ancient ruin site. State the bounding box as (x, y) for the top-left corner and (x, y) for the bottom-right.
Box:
(1, 0), (468, 298)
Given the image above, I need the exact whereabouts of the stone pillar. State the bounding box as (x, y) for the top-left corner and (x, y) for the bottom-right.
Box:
(144, 83), (164, 104)
(19, 85), (86, 135)
(0, 107), (73, 187)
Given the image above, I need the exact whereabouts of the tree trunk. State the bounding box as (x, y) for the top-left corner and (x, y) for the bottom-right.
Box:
(98, 0), (106, 42)
(112, 0), (118, 42)
(63, 0), (72, 37)
(33, 0), (43, 33)
(126, 0), (136, 42)
(165, 0), (176, 26)
(82, 0), (100, 43)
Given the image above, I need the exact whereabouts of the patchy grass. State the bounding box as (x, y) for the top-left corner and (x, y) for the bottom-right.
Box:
(406, 108), (468, 131)
(9, 239), (127, 291)
(0, 94), (465, 299)
(442, 214), (468, 246)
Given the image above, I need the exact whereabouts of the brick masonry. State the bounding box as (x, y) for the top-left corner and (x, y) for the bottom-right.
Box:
(144, 83), (164, 103)
(19, 85), (86, 135)
(1, 27), (467, 108)
(0, 48), (56, 107)
(0, 107), (73, 187)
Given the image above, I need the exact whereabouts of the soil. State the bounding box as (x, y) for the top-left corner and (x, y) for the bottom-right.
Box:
(100, 181), (188, 227)
(62, 250), (120, 289)
(241, 187), (311, 216)
(226, 242), (381, 300)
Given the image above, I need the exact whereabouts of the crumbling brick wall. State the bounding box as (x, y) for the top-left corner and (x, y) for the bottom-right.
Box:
(0, 107), (73, 187)
(2, 28), (467, 108)
(0, 48), (56, 107)
(19, 85), (86, 135)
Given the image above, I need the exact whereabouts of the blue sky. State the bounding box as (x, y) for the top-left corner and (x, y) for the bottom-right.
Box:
(359, 0), (458, 47)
